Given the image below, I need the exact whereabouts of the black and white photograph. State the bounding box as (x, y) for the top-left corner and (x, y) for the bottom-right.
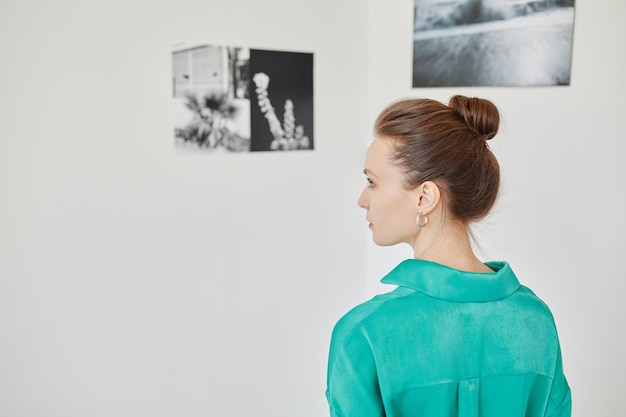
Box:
(172, 44), (314, 153)
(412, 0), (576, 87)
(172, 44), (251, 153)
(249, 49), (314, 152)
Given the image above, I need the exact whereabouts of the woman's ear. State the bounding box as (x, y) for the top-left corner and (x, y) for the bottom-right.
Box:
(415, 181), (441, 215)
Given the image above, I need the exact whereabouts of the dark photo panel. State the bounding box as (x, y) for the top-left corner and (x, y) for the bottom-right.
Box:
(249, 49), (314, 152)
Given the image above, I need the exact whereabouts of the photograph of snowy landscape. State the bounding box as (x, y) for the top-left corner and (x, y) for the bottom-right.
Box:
(413, 0), (576, 87)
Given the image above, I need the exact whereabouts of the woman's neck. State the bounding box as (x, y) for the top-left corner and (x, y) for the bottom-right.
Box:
(411, 221), (491, 273)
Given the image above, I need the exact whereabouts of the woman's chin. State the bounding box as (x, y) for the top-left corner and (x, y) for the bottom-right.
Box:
(372, 235), (396, 247)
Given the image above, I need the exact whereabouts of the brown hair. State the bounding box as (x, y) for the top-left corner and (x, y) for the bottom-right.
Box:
(374, 95), (501, 222)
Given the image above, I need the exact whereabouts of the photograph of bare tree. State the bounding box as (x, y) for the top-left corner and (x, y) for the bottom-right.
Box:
(172, 44), (314, 153)
(413, 0), (576, 87)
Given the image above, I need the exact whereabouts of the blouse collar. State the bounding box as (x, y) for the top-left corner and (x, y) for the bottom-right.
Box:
(381, 259), (520, 302)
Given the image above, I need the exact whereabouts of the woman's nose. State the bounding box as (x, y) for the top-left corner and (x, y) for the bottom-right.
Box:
(357, 187), (368, 209)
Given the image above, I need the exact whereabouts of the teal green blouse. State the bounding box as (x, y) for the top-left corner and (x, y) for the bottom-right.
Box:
(326, 260), (571, 417)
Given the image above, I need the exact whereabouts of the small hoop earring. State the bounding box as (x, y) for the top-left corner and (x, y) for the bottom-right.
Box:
(416, 213), (429, 228)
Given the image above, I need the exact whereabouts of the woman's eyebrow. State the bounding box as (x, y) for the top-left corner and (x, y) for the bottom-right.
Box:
(363, 168), (378, 178)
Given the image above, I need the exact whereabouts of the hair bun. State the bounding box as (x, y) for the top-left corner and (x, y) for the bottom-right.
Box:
(448, 95), (500, 140)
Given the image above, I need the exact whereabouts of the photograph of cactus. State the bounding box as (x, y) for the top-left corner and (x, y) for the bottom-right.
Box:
(172, 44), (313, 153)
(412, 0), (575, 87)
(249, 49), (313, 152)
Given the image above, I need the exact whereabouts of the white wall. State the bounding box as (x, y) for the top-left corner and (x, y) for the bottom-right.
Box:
(366, 1), (626, 416)
(1, 0), (625, 416)
(0, 1), (371, 416)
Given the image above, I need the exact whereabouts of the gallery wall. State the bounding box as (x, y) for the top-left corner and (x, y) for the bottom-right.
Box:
(0, 1), (372, 416)
(1, 0), (625, 417)
(365, 1), (626, 417)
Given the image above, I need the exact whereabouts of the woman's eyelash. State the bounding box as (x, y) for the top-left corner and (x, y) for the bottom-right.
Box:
(366, 178), (374, 187)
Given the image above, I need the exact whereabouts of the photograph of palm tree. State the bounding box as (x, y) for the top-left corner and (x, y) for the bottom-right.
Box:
(413, 0), (575, 87)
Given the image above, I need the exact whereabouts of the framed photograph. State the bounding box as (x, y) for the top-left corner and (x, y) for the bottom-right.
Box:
(412, 0), (576, 87)
(172, 44), (314, 153)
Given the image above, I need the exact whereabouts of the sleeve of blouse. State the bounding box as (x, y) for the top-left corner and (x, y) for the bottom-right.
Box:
(545, 346), (572, 417)
(325, 324), (385, 417)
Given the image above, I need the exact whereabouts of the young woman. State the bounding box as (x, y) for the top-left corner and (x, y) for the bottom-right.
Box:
(326, 96), (571, 417)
